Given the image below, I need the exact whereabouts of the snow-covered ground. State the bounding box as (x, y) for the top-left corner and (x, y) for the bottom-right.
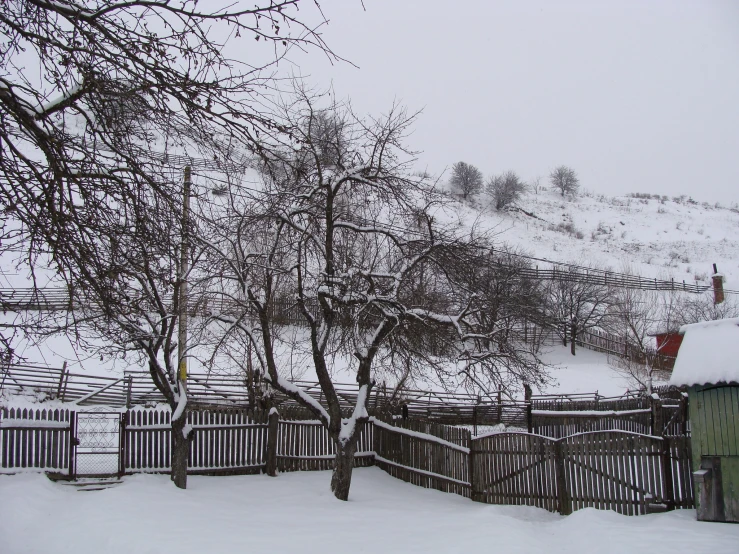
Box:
(536, 345), (644, 397)
(1, 468), (736, 554)
(440, 189), (739, 289)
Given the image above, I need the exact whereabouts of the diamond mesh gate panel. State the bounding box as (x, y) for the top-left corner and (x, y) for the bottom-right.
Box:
(76, 412), (120, 476)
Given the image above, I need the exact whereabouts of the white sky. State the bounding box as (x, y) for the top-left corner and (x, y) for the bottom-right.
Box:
(286, 0), (739, 203)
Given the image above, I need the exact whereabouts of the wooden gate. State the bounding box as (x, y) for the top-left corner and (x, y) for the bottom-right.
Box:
(559, 431), (664, 515)
(471, 431), (678, 515)
(471, 432), (560, 511)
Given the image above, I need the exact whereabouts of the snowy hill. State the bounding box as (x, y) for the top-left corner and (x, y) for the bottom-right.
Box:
(2, 188), (736, 400)
(443, 189), (739, 290)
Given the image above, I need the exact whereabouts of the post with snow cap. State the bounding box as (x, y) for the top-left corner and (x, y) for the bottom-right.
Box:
(712, 263), (724, 305)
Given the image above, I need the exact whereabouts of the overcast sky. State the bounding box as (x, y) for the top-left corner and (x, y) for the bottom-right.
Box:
(287, 0), (739, 203)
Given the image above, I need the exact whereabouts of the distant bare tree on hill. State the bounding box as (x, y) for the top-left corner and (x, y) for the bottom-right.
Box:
(550, 166), (579, 197)
(449, 162), (483, 200)
(546, 266), (615, 355)
(487, 171), (526, 210)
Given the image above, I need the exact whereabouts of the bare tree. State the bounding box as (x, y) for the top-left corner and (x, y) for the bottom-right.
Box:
(446, 248), (554, 392)
(72, 182), (200, 488)
(549, 166), (579, 197)
(606, 287), (665, 392)
(0, 1), (336, 489)
(530, 175), (543, 195)
(546, 266), (615, 355)
(197, 90), (549, 500)
(449, 161), (484, 200)
(487, 171), (526, 211)
(681, 292), (739, 323)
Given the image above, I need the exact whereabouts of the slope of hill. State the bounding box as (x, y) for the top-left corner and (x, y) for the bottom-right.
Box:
(443, 189), (739, 290)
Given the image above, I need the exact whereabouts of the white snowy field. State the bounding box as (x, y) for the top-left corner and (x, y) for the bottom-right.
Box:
(446, 189), (739, 289)
(1, 468), (737, 554)
(536, 345), (649, 397)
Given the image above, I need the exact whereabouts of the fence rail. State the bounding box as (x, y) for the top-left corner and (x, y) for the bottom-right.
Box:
(1, 363), (687, 441)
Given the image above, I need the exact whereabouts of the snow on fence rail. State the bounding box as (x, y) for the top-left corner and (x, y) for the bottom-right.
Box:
(529, 394), (689, 439)
(0, 407), (75, 474)
(372, 416), (473, 498)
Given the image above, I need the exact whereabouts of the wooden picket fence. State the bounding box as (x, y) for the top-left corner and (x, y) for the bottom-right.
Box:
(0, 407), (75, 474)
(529, 394), (689, 439)
(0, 406), (694, 517)
(276, 419), (374, 471)
(123, 408), (268, 474)
(122, 409), (375, 475)
(372, 418), (472, 498)
(378, 423), (694, 515)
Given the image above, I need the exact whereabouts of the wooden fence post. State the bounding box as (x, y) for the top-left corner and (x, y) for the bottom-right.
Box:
(468, 431), (479, 502)
(524, 384), (533, 433)
(679, 393), (689, 436)
(553, 440), (571, 515)
(661, 436), (675, 511)
(265, 408), (279, 476)
(118, 411), (127, 478)
(125, 375), (133, 409)
(68, 411), (77, 480)
(651, 395), (663, 436)
(56, 362), (67, 400)
(60, 368), (70, 403)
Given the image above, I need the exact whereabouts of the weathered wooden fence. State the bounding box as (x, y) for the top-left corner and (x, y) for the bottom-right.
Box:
(0, 407), (75, 474)
(1, 406), (694, 517)
(123, 408), (268, 475)
(276, 419), (374, 472)
(373, 418), (472, 497)
(1, 364), (688, 440)
(474, 431), (693, 515)
(529, 394), (689, 439)
(376, 424), (694, 516)
(122, 408), (374, 475)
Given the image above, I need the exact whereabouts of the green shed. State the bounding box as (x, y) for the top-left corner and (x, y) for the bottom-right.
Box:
(671, 317), (739, 523)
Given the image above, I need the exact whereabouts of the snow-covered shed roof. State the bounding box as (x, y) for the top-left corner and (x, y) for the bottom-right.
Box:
(670, 317), (739, 387)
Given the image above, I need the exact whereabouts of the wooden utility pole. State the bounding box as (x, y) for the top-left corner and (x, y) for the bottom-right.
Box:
(178, 166), (191, 391)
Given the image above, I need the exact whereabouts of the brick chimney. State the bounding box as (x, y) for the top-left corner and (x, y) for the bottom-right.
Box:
(712, 263), (724, 305)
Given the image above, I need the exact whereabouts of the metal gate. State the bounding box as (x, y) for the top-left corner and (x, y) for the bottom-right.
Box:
(75, 411), (122, 477)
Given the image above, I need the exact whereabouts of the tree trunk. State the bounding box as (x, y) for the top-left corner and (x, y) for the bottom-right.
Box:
(570, 320), (577, 356)
(330, 441), (357, 501)
(171, 416), (189, 489)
